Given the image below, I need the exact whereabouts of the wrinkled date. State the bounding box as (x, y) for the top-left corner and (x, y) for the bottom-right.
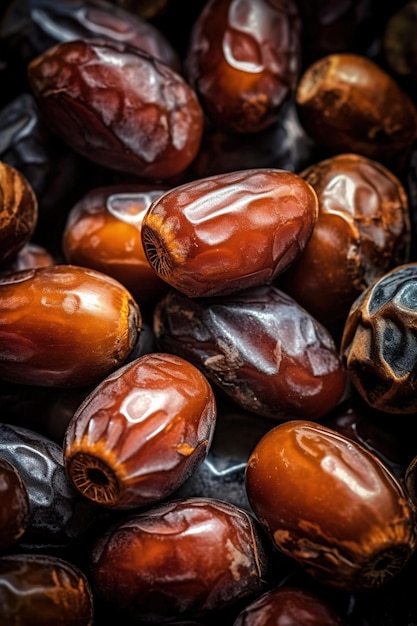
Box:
(245, 420), (417, 591)
(153, 283), (347, 421)
(64, 352), (217, 509)
(90, 497), (273, 622)
(141, 168), (318, 297)
(0, 264), (141, 387)
(341, 262), (417, 414)
(185, 0), (302, 133)
(27, 38), (204, 180)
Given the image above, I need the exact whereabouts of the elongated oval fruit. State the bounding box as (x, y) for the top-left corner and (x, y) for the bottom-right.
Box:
(245, 420), (417, 591)
(0, 264), (141, 387)
(141, 168), (319, 297)
(63, 352), (217, 509)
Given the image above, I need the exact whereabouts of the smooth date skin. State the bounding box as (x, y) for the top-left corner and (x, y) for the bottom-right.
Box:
(90, 496), (274, 623)
(153, 284), (347, 421)
(64, 352), (217, 509)
(185, 0), (302, 133)
(27, 38), (204, 180)
(141, 168), (319, 298)
(245, 420), (417, 591)
(0, 457), (29, 552)
(0, 264), (141, 388)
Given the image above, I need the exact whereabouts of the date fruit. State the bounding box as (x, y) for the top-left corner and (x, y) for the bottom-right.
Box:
(27, 38), (204, 180)
(245, 420), (417, 591)
(142, 168), (319, 297)
(64, 352), (217, 509)
(0, 457), (29, 552)
(0, 264), (141, 387)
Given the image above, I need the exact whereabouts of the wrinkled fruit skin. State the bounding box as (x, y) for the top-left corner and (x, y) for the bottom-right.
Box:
(90, 497), (273, 622)
(341, 262), (417, 414)
(141, 168), (319, 297)
(0, 264), (141, 387)
(27, 38), (204, 179)
(245, 420), (417, 591)
(64, 352), (217, 509)
(0, 457), (30, 552)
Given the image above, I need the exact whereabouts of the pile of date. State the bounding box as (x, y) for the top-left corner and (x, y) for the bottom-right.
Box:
(3, 0), (417, 624)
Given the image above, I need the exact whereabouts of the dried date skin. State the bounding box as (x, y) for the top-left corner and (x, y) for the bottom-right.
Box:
(64, 352), (217, 509)
(0, 160), (38, 263)
(245, 420), (417, 591)
(278, 153), (411, 336)
(0, 264), (141, 388)
(153, 284), (347, 421)
(27, 38), (204, 180)
(295, 53), (417, 172)
(0, 553), (94, 626)
(141, 169), (319, 298)
(340, 262), (417, 414)
(0, 457), (30, 552)
(184, 0), (302, 134)
(90, 497), (273, 622)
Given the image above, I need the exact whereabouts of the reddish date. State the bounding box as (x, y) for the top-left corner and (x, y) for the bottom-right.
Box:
(245, 420), (417, 591)
(27, 38), (204, 180)
(142, 168), (319, 297)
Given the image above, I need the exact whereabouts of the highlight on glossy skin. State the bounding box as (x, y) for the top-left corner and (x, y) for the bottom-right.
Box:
(279, 153), (411, 335)
(0, 458), (30, 552)
(185, 0), (302, 133)
(245, 420), (417, 591)
(90, 497), (273, 622)
(141, 168), (319, 297)
(0, 264), (141, 388)
(27, 38), (204, 179)
(0, 160), (38, 264)
(62, 184), (169, 304)
(341, 263), (417, 414)
(64, 352), (217, 509)
(0, 553), (94, 626)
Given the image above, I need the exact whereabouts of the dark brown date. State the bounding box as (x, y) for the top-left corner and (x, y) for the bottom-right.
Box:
(153, 284), (347, 421)
(0, 553), (94, 626)
(278, 152), (411, 337)
(0, 264), (141, 388)
(90, 497), (273, 622)
(184, 0), (302, 133)
(295, 53), (417, 172)
(27, 38), (204, 180)
(141, 169), (319, 297)
(0, 457), (29, 552)
(64, 352), (217, 509)
(245, 420), (417, 591)
(340, 262), (417, 414)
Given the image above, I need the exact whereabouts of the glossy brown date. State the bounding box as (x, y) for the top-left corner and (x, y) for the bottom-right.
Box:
(245, 420), (417, 591)
(64, 352), (217, 509)
(278, 153), (411, 336)
(184, 0), (302, 133)
(27, 38), (204, 180)
(90, 497), (273, 622)
(0, 457), (29, 552)
(0, 160), (38, 264)
(0, 264), (141, 387)
(142, 169), (319, 297)
(295, 53), (417, 172)
(340, 262), (417, 414)
(153, 283), (347, 421)
(0, 553), (94, 626)
(62, 184), (169, 305)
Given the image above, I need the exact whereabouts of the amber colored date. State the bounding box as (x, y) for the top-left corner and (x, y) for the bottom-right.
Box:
(295, 53), (417, 172)
(0, 264), (141, 387)
(0, 553), (94, 626)
(142, 168), (318, 297)
(0, 160), (38, 264)
(27, 38), (204, 180)
(245, 420), (417, 591)
(0, 457), (29, 552)
(185, 0), (302, 133)
(64, 352), (217, 509)
(90, 497), (273, 622)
